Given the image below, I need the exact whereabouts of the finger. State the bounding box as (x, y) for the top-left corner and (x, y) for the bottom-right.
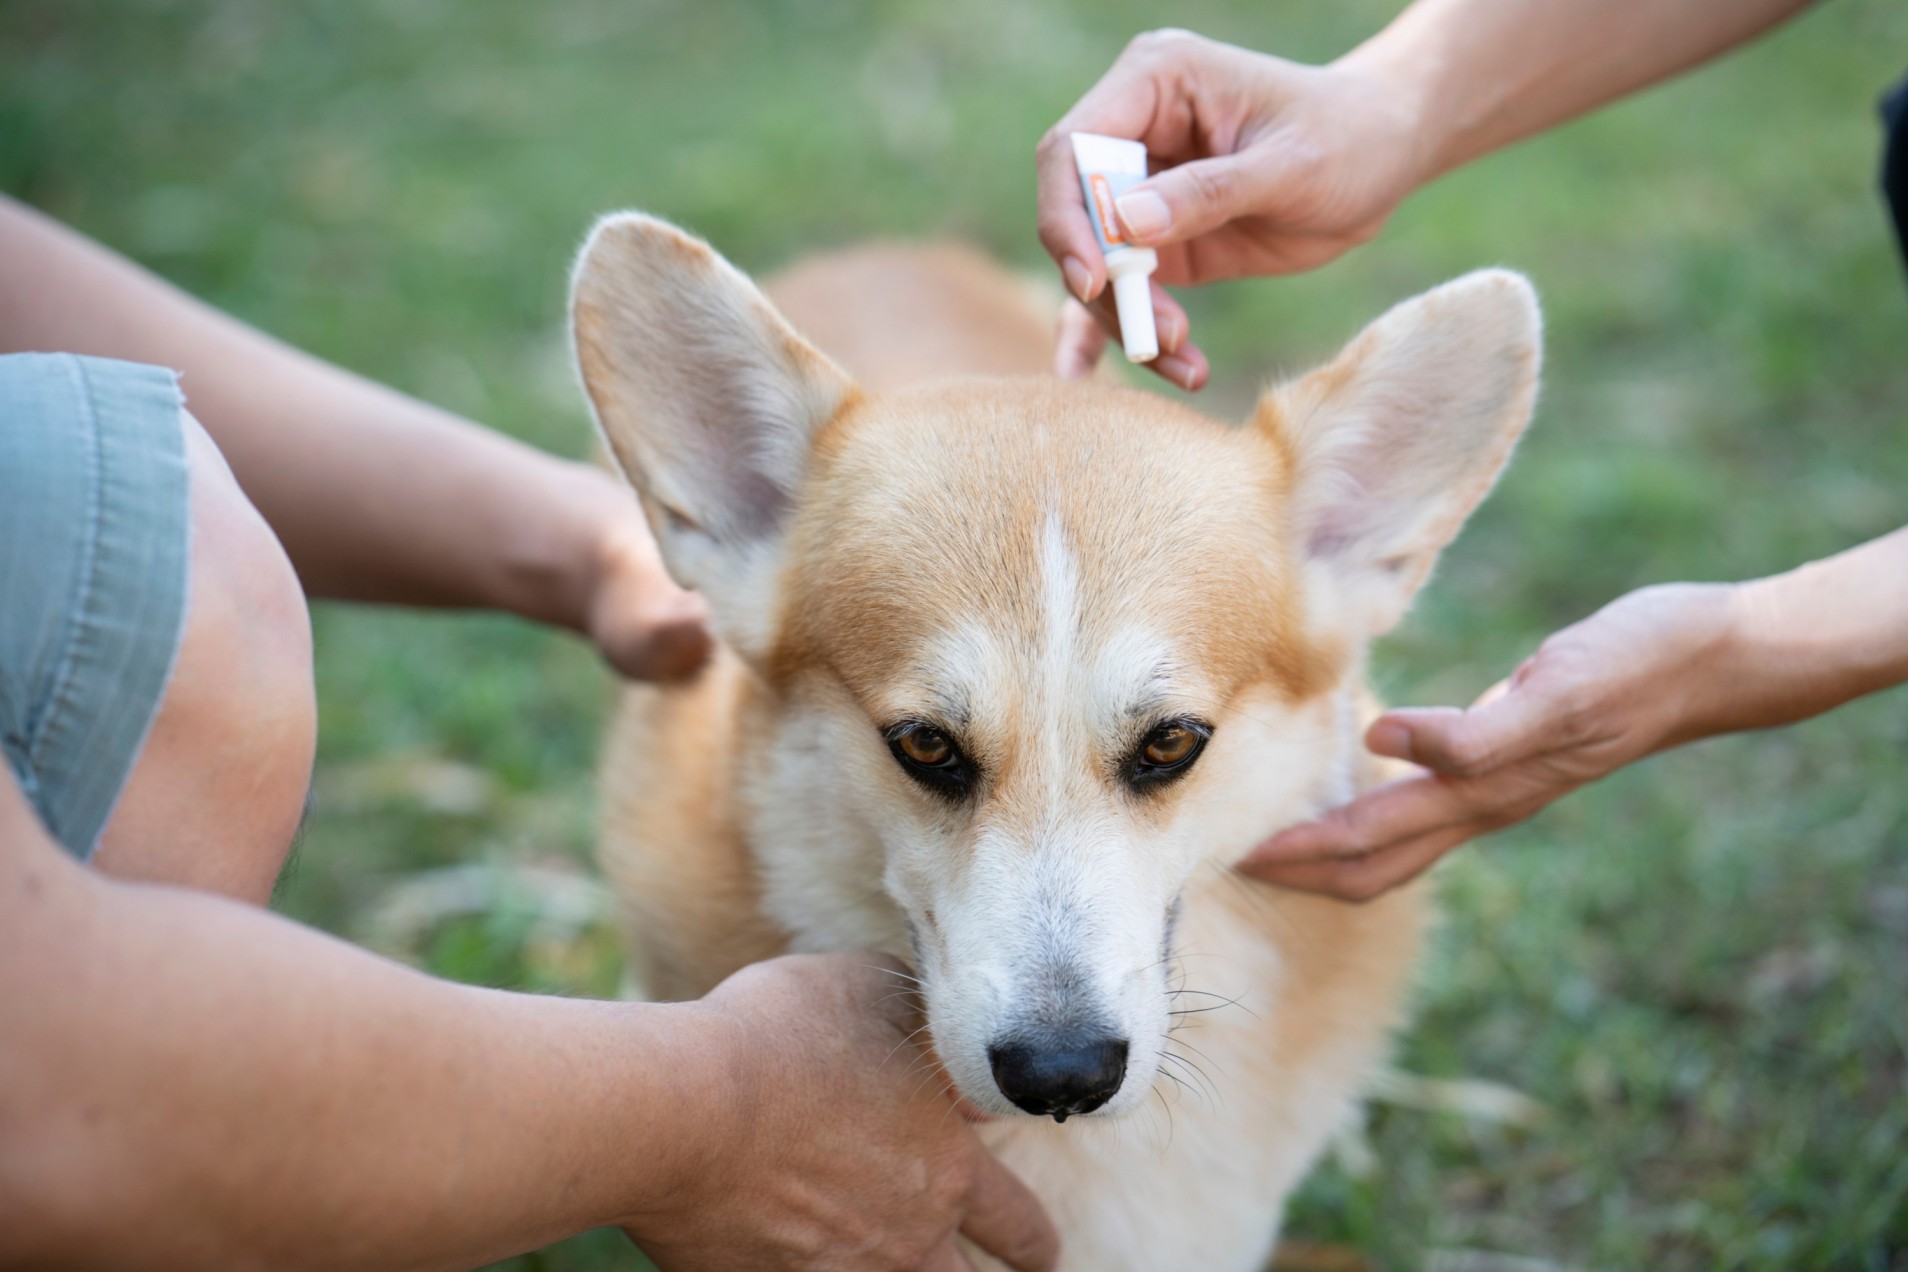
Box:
(1245, 821), (1480, 903)
(959, 1143), (1061, 1272)
(1145, 278), (1192, 356)
(1144, 343), (1205, 392)
(1083, 281), (1210, 391)
(1035, 35), (1193, 301)
(921, 1236), (980, 1272)
(1035, 126), (1113, 303)
(1364, 707), (1458, 761)
(1113, 148), (1305, 249)
(1053, 300), (1108, 379)
(1152, 345), (1209, 393)
(1374, 678), (1560, 780)
(1235, 774), (1474, 871)
(619, 591), (714, 682)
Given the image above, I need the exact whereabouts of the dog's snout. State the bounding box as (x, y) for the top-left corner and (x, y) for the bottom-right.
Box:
(987, 1035), (1129, 1122)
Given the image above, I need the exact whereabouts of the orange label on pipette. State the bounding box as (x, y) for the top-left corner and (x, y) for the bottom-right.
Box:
(1089, 173), (1127, 247)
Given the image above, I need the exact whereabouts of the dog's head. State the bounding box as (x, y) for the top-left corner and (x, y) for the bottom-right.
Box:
(573, 214), (1540, 1121)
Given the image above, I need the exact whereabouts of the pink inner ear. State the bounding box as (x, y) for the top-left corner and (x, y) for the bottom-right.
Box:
(1306, 484), (1432, 565)
(1297, 452), (1405, 566)
(573, 213), (857, 553)
(1273, 273), (1541, 625)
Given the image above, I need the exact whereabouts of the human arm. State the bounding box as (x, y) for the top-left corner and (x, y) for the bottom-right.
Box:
(0, 194), (707, 680)
(0, 770), (1057, 1270)
(1236, 526), (1908, 902)
(1036, 0), (1817, 386)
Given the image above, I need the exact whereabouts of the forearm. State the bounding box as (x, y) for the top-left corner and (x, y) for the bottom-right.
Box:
(0, 194), (618, 628)
(1, 786), (735, 1269)
(1343, 0), (1818, 182)
(1705, 525), (1908, 737)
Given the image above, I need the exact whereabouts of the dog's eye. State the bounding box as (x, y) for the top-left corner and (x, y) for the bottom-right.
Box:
(1128, 719), (1211, 790)
(895, 726), (955, 767)
(885, 722), (972, 800)
(1142, 725), (1200, 767)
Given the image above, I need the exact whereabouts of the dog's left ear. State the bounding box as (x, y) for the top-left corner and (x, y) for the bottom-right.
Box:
(572, 213), (857, 659)
(1257, 269), (1542, 637)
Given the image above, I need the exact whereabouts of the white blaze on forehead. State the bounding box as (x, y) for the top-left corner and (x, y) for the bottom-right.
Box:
(1038, 511), (1184, 743)
(1037, 511), (1086, 780)
(1037, 511), (1080, 697)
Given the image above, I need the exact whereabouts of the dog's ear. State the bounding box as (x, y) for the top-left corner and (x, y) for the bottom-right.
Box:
(571, 212), (857, 659)
(1256, 269), (1541, 637)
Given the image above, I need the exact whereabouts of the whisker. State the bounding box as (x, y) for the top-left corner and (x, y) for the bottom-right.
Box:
(880, 1020), (937, 1069)
(1150, 1081), (1177, 1152)
(866, 964), (928, 989)
(1155, 1066), (1194, 1106)
(1158, 1048), (1219, 1108)
(1169, 1034), (1227, 1075)
(935, 1083), (968, 1129)
(1152, 1052), (1213, 1106)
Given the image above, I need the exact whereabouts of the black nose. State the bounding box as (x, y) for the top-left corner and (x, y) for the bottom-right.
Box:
(987, 1036), (1128, 1122)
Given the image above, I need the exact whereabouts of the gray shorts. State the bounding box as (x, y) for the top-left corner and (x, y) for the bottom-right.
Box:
(1, 353), (190, 859)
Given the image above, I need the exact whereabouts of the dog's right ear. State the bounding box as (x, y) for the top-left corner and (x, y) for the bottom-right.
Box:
(571, 212), (857, 659)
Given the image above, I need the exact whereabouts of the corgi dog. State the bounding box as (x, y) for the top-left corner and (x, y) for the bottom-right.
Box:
(574, 214), (1540, 1271)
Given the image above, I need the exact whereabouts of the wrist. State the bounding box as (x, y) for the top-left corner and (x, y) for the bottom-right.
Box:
(495, 458), (629, 638)
(1333, 9), (1461, 189)
(1663, 578), (1805, 746)
(611, 999), (762, 1238)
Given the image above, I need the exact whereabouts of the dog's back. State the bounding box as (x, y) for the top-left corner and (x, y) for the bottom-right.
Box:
(766, 242), (1055, 388)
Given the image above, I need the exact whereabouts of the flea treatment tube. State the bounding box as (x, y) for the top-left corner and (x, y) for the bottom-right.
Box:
(1070, 132), (1160, 363)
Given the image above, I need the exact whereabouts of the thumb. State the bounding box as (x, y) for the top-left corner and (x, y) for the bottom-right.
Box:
(1370, 683), (1553, 781)
(1114, 149), (1297, 246)
(959, 1140), (1062, 1272)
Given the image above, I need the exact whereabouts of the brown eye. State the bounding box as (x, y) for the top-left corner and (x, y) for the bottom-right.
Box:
(1142, 725), (1198, 767)
(1129, 719), (1211, 790)
(897, 727), (953, 767)
(885, 722), (973, 802)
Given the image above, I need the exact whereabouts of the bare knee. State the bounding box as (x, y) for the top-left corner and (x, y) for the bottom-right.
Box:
(92, 415), (315, 904)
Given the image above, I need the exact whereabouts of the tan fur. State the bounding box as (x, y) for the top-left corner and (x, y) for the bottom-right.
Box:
(595, 245), (1065, 995)
(596, 647), (784, 1000)
(584, 222), (1538, 1270)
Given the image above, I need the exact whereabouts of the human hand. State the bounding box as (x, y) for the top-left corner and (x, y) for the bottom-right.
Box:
(584, 496), (713, 682)
(1237, 583), (1746, 902)
(628, 954), (1060, 1272)
(1036, 29), (1430, 388)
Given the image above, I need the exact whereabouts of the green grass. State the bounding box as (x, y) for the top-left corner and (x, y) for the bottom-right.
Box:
(7, 2), (1906, 1267)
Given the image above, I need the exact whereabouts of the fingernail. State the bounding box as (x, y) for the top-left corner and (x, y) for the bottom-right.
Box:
(1367, 720), (1414, 761)
(1157, 309), (1185, 355)
(1061, 256), (1093, 303)
(1154, 353), (1200, 391)
(1115, 190), (1170, 241)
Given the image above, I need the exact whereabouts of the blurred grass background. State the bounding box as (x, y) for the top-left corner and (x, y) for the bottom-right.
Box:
(5, 0), (1905, 1267)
